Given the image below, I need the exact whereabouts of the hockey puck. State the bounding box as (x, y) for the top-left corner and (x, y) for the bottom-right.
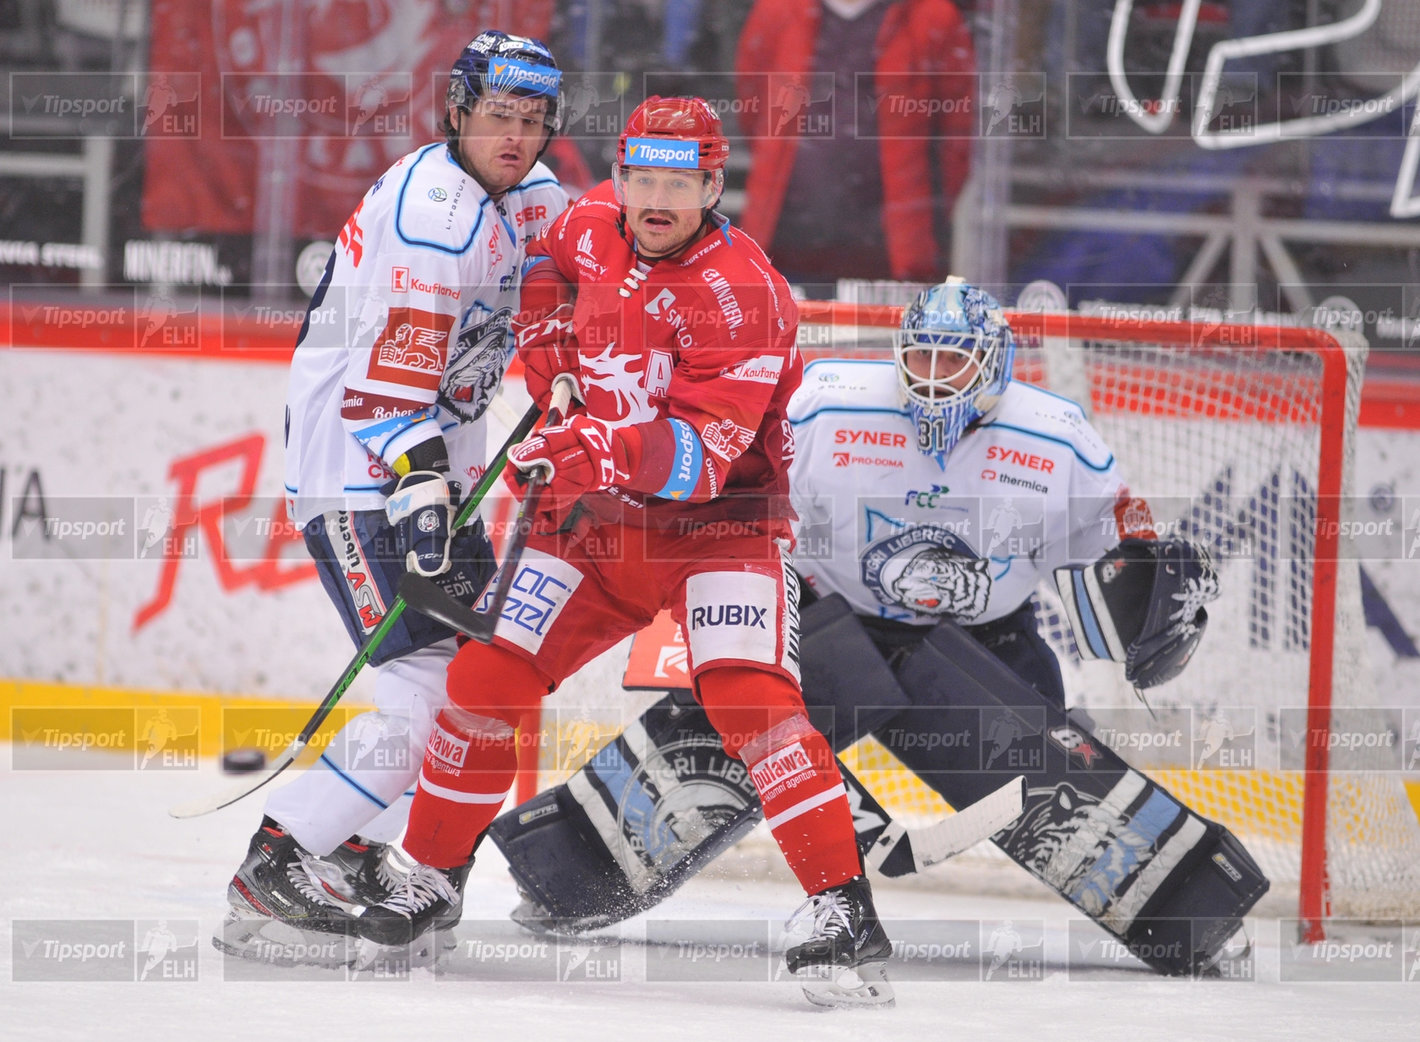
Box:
(221, 747), (267, 774)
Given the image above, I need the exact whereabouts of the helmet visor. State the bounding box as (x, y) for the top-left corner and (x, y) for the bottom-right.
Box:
(613, 163), (723, 211)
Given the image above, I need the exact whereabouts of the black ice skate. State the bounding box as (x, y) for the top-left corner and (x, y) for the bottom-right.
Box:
(308, 835), (405, 907)
(783, 875), (894, 1008)
(214, 817), (361, 968)
(353, 858), (473, 957)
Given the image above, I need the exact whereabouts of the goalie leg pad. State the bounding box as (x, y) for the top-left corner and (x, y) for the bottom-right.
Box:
(489, 690), (903, 930)
(962, 600), (1068, 708)
(305, 510), (494, 666)
(488, 692), (764, 931)
(886, 616), (1267, 975)
(1122, 824), (1269, 976)
(797, 593), (914, 747)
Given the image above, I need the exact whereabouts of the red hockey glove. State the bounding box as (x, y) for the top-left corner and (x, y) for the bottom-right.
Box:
(504, 415), (625, 533)
(514, 302), (579, 412)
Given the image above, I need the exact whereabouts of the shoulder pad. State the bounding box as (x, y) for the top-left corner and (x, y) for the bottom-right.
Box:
(789, 359), (900, 422)
(520, 159), (560, 186)
(995, 383), (1112, 468)
(393, 146), (491, 252)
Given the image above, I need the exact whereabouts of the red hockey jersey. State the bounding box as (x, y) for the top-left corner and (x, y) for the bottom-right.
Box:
(527, 181), (803, 533)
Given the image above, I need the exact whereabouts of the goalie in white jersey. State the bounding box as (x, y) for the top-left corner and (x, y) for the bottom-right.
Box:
(216, 29), (568, 963)
(789, 277), (1162, 702)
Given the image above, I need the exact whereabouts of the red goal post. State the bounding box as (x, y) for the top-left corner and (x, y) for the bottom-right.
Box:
(795, 300), (1416, 940)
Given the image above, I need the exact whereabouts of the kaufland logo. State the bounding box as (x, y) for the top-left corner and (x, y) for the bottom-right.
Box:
(625, 138), (700, 168)
(487, 58), (561, 97)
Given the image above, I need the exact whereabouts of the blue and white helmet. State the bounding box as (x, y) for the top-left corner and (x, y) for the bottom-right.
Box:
(892, 276), (1014, 462)
(447, 30), (563, 135)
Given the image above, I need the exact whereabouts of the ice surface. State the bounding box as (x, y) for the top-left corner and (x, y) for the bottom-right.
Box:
(2, 751), (1414, 1041)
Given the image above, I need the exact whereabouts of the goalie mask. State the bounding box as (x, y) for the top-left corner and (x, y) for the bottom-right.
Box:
(445, 31), (563, 144)
(893, 277), (1015, 462)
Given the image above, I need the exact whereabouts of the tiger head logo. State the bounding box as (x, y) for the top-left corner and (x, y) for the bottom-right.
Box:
(860, 519), (992, 623)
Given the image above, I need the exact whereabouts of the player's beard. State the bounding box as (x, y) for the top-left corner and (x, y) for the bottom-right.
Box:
(628, 207), (704, 259)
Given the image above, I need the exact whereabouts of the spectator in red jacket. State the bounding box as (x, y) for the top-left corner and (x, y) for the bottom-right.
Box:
(736, 0), (976, 289)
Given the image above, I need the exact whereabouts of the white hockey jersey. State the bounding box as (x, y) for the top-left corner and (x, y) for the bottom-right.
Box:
(788, 358), (1138, 627)
(284, 144), (567, 525)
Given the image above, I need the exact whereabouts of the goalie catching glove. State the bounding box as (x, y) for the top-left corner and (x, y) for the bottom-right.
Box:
(1054, 537), (1220, 688)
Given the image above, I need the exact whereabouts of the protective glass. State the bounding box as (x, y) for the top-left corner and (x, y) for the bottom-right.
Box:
(612, 163), (723, 211)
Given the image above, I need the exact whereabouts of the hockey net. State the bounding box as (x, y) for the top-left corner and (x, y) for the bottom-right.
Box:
(523, 300), (1420, 935)
(791, 300), (1420, 933)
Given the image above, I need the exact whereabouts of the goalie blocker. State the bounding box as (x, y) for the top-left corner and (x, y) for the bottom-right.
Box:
(490, 594), (1267, 976)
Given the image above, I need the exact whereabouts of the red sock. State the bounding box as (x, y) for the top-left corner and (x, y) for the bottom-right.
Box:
(698, 667), (861, 895)
(748, 725), (862, 893)
(402, 707), (517, 869)
(402, 641), (553, 869)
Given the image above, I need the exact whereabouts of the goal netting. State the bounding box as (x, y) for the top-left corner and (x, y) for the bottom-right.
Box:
(522, 298), (1420, 935)
(792, 299), (1420, 931)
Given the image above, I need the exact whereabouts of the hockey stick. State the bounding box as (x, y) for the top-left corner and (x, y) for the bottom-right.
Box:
(864, 774), (1026, 877)
(168, 396), (543, 819)
(419, 373), (577, 645)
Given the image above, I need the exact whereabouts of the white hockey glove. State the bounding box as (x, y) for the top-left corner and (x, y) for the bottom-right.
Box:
(385, 471), (456, 577)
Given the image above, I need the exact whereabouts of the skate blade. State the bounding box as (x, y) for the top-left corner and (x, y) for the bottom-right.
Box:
(796, 959), (896, 1009)
(212, 909), (356, 969)
(350, 929), (455, 974)
(509, 897), (604, 938)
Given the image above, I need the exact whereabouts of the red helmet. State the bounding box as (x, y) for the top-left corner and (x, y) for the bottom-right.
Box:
(616, 95), (730, 171)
